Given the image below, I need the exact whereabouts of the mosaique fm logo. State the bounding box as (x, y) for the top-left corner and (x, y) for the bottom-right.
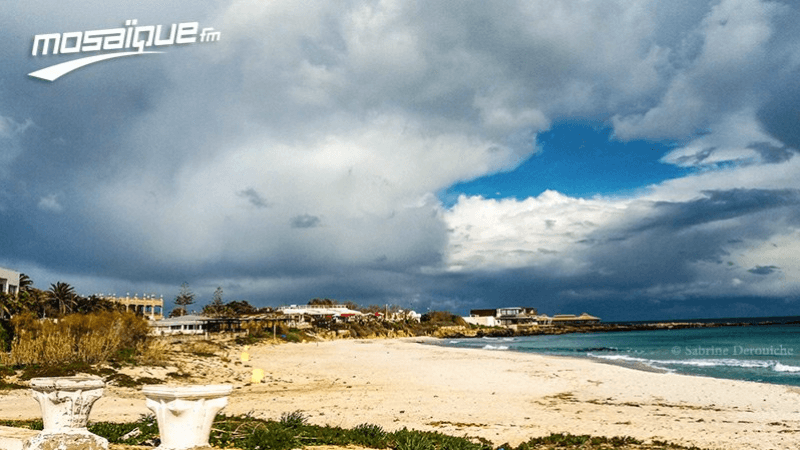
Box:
(30, 19), (221, 81)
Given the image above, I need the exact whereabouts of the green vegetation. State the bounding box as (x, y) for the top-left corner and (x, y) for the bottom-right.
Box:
(0, 273), (170, 383)
(0, 413), (710, 450)
(171, 282), (196, 317)
(1, 311), (150, 367)
(0, 276), (122, 322)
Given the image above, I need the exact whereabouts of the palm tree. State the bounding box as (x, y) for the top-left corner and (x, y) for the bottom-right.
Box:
(18, 273), (33, 293)
(48, 282), (77, 316)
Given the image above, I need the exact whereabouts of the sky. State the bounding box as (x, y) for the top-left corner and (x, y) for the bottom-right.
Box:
(1, 0), (799, 321)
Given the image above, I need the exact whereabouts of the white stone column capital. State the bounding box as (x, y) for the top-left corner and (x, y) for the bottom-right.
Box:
(27, 377), (108, 450)
(142, 384), (232, 450)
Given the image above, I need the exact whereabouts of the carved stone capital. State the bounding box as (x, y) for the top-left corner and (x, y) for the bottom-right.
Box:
(27, 377), (108, 450)
(142, 384), (233, 450)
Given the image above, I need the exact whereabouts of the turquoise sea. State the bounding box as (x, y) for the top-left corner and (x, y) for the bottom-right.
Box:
(435, 317), (800, 387)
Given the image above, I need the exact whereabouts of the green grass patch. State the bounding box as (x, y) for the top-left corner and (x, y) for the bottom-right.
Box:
(18, 361), (100, 380)
(0, 419), (43, 430)
(0, 413), (711, 450)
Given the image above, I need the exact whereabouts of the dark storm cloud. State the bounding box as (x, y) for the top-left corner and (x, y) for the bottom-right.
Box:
(757, 84), (800, 151)
(237, 188), (271, 208)
(579, 189), (800, 285)
(634, 189), (800, 233)
(2, 1), (800, 320)
(747, 143), (796, 164)
(290, 214), (322, 229)
(748, 265), (780, 276)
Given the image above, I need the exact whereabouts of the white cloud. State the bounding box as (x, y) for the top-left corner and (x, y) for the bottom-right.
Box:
(443, 191), (634, 274)
(37, 194), (64, 213)
(660, 109), (786, 167)
(644, 154), (800, 203)
(613, 0), (787, 140)
(95, 114), (500, 269)
(444, 160), (800, 300)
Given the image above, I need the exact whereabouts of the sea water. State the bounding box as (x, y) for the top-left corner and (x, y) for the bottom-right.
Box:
(436, 319), (800, 386)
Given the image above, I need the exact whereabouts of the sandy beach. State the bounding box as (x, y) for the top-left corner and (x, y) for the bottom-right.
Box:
(2, 337), (800, 449)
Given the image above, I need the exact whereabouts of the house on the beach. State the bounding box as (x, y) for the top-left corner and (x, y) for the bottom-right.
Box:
(551, 313), (601, 325)
(464, 307), (600, 329)
(464, 307), (548, 327)
(276, 304), (364, 328)
(99, 294), (164, 320)
(147, 303), (422, 336)
(149, 314), (212, 336)
(0, 266), (20, 296)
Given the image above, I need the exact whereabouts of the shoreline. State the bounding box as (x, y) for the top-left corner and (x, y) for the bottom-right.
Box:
(445, 318), (800, 340)
(438, 324), (800, 389)
(2, 337), (799, 449)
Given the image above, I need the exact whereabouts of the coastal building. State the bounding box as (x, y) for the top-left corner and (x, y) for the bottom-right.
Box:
(100, 294), (164, 320)
(276, 304), (364, 327)
(149, 314), (211, 336)
(390, 309), (422, 322)
(551, 313), (601, 325)
(464, 307), (545, 327)
(0, 266), (20, 296)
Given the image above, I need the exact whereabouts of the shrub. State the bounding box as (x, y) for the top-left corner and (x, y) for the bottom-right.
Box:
(18, 361), (97, 380)
(349, 323), (369, 338)
(351, 423), (389, 448)
(88, 415), (160, 446)
(279, 410), (308, 428)
(135, 338), (170, 366)
(0, 320), (11, 352)
(181, 340), (223, 357)
(247, 424), (299, 450)
(393, 428), (434, 450)
(1, 311), (150, 367)
(421, 311), (467, 326)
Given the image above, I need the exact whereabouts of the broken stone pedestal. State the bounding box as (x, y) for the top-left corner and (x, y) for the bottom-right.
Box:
(142, 384), (233, 450)
(26, 376), (108, 450)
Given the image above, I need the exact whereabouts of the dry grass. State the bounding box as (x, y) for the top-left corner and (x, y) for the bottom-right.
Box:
(180, 339), (224, 357)
(1, 311), (149, 366)
(135, 338), (171, 365)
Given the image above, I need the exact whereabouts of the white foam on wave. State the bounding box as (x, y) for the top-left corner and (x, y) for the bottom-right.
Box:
(592, 354), (800, 376)
(588, 353), (676, 373)
(659, 358), (773, 369)
(774, 362), (800, 373)
(589, 353), (649, 364)
(482, 344), (509, 350)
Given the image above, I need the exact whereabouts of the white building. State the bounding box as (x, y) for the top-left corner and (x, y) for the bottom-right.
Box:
(277, 304), (364, 325)
(100, 294), (164, 320)
(149, 314), (211, 335)
(0, 266), (20, 296)
(463, 306), (551, 327)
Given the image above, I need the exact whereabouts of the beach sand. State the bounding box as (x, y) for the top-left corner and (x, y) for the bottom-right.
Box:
(2, 337), (799, 449)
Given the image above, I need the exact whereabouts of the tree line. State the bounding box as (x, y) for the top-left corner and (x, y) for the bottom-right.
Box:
(0, 274), (123, 319)
(0, 276), (416, 321)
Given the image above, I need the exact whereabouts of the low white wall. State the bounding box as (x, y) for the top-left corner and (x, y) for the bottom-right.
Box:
(462, 316), (496, 327)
